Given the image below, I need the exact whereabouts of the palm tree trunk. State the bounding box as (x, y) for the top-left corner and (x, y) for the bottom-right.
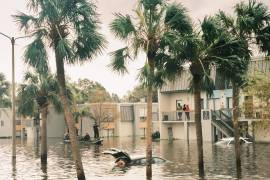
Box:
(55, 54), (85, 180)
(146, 59), (154, 179)
(193, 75), (205, 178)
(232, 82), (241, 178)
(40, 106), (48, 163)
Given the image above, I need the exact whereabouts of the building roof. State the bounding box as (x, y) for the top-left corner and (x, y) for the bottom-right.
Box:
(160, 56), (270, 93)
(160, 70), (191, 93)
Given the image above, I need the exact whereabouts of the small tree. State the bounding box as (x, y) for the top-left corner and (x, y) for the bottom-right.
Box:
(17, 70), (62, 163)
(0, 73), (11, 108)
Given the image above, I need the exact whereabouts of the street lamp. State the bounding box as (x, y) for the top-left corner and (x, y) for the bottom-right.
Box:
(0, 32), (28, 160)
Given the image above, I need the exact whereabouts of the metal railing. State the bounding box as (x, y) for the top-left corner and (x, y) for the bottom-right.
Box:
(162, 111), (194, 122)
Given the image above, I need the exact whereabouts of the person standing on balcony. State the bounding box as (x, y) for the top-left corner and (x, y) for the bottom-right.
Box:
(183, 104), (190, 121)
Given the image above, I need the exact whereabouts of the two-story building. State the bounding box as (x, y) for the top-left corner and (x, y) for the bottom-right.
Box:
(159, 57), (270, 143)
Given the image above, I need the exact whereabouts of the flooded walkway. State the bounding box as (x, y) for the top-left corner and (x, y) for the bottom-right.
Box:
(0, 137), (270, 179)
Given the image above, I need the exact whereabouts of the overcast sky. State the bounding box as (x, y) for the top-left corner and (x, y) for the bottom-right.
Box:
(0, 0), (269, 97)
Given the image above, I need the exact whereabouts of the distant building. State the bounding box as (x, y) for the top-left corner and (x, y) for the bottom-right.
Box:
(0, 108), (12, 138)
(78, 102), (159, 138)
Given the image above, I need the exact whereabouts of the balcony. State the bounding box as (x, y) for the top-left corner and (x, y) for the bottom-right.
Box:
(162, 110), (212, 122)
(162, 111), (194, 122)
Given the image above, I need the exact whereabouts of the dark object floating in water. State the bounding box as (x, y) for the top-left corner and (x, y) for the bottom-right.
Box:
(103, 148), (166, 167)
(63, 138), (103, 145)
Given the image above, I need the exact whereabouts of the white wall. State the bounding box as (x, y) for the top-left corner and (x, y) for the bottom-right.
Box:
(47, 107), (65, 138)
(160, 123), (185, 139)
(202, 120), (212, 141)
(0, 108), (12, 137)
(133, 103), (159, 137)
(118, 121), (134, 137)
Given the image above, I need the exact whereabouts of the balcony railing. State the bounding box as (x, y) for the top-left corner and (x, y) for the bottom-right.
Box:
(162, 111), (194, 122)
(162, 110), (212, 122)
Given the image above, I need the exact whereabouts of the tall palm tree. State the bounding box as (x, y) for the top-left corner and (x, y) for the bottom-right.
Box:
(0, 73), (11, 108)
(14, 1), (105, 179)
(212, 0), (270, 176)
(17, 71), (62, 163)
(109, 0), (193, 177)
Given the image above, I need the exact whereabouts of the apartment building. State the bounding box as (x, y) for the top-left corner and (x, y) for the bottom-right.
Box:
(159, 57), (270, 142)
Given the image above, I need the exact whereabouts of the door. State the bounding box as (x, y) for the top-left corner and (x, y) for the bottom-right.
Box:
(168, 127), (173, 141)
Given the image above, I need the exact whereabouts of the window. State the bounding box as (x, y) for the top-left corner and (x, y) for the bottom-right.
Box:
(0, 120), (4, 127)
(139, 108), (146, 117)
(201, 98), (204, 109)
(120, 105), (134, 121)
(163, 115), (168, 121)
(176, 100), (183, 110)
(140, 117), (146, 121)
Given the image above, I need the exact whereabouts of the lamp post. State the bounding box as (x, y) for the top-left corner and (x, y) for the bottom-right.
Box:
(0, 32), (28, 160)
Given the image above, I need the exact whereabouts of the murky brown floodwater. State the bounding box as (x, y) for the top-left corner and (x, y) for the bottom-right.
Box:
(0, 137), (270, 180)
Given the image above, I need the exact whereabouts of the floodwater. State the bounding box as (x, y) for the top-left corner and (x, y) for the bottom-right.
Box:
(0, 137), (270, 180)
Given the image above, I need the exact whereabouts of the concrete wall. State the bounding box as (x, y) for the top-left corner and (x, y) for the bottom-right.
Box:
(160, 122), (185, 139)
(133, 103), (159, 137)
(118, 121), (134, 137)
(0, 108), (12, 137)
(47, 107), (65, 138)
(202, 120), (212, 141)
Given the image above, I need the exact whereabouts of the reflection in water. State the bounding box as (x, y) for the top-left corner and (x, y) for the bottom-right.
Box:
(41, 162), (48, 180)
(1, 138), (270, 179)
(11, 158), (16, 180)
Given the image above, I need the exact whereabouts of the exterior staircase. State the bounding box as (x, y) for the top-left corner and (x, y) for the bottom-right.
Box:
(211, 109), (234, 138)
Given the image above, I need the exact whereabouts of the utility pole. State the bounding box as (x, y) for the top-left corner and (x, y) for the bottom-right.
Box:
(11, 37), (16, 159)
(0, 32), (28, 160)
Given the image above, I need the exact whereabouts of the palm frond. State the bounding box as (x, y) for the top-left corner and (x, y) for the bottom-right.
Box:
(109, 47), (130, 74)
(110, 13), (136, 40)
(141, 0), (163, 10)
(49, 94), (63, 113)
(24, 71), (39, 84)
(165, 3), (193, 34)
(12, 12), (38, 32)
(56, 38), (74, 63)
(24, 37), (49, 74)
(235, 0), (270, 36)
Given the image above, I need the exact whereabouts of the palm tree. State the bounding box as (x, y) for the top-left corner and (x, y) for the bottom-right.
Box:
(156, 9), (250, 176)
(14, 1), (105, 179)
(0, 73), (11, 108)
(212, 0), (270, 176)
(109, 0), (192, 177)
(17, 71), (62, 163)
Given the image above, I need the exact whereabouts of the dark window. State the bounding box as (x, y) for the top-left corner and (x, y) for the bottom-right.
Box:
(0, 121), (4, 127)
(201, 98), (204, 109)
